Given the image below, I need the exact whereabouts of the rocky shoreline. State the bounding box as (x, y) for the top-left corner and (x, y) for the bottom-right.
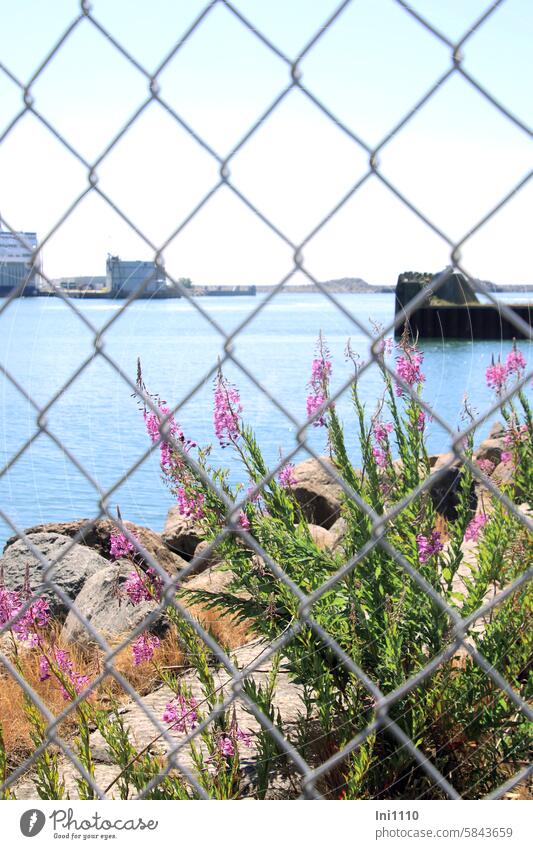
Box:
(1, 422), (529, 799)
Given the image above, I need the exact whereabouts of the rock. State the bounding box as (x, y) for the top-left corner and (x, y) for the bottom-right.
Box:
(14, 640), (306, 799)
(307, 524), (336, 551)
(428, 466), (475, 520)
(430, 452), (462, 472)
(186, 540), (221, 576)
(489, 421), (506, 439)
(60, 563), (169, 647)
(184, 566), (237, 594)
(474, 438), (503, 466)
(0, 533), (109, 620)
(491, 459), (516, 492)
(329, 516), (348, 548)
(291, 457), (344, 529)
(3, 519), (186, 577)
(161, 507), (202, 559)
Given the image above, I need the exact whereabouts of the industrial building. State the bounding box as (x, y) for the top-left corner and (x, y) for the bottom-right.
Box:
(106, 255), (171, 298)
(0, 223), (41, 297)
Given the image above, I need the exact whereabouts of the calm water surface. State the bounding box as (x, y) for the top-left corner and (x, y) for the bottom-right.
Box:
(1, 292), (531, 548)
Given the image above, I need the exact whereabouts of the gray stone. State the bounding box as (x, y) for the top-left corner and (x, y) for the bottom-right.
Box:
(4, 518), (186, 577)
(474, 438), (503, 466)
(60, 563), (169, 647)
(14, 640), (306, 799)
(291, 456), (344, 529)
(0, 533), (109, 619)
(161, 506), (202, 559)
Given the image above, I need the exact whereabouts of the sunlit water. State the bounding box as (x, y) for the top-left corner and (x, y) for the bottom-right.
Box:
(1, 291), (531, 548)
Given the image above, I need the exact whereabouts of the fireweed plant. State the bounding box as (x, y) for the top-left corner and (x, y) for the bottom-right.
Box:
(0, 335), (531, 799)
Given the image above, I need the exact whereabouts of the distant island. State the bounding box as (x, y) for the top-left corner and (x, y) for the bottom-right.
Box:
(257, 277), (533, 295)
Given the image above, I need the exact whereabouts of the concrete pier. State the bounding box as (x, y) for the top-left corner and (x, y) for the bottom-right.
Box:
(394, 270), (532, 340)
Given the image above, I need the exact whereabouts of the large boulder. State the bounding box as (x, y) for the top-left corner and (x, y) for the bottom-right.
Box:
(161, 507), (202, 559)
(307, 524), (336, 551)
(60, 563), (169, 647)
(428, 465), (475, 520)
(291, 457), (344, 529)
(4, 518), (186, 577)
(0, 532), (109, 619)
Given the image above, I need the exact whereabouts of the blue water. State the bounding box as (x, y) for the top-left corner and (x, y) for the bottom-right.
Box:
(1, 292), (531, 548)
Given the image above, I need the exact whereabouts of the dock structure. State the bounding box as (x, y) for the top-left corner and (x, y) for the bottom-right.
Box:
(0, 223), (41, 297)
(394, 269), (532, 340)
(201, 285), (256, 296)
(106, 255), (175, 299)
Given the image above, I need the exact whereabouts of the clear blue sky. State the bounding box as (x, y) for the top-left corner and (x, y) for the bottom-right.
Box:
(0, 0), (531, 285)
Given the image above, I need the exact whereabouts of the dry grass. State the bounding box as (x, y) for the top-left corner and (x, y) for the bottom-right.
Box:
(0, 597), (253, 765)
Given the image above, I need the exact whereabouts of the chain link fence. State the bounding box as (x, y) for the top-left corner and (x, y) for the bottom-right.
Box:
(0, 0), (531, 800)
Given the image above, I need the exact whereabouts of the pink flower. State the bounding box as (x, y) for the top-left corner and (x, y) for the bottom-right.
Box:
(238, 511), (251, 531)
(306, 334), (332, 428)
(372, 420), (393, 443)
(0, 586), (19, 627)
(485, 362), (507, 392)
(416, 531), (443, 563)
(464, 514), (488, 542)
(218, 734), (235, 758)
(162, 693), (198, 732)
(501, 451), (512, 463)
(123, 568), (163, 606)
(476, 458), (495, 475)
(278, 462), (298, 488)
(131, 633), (160, 666)
(417, 410), (426, 431)
(38, 654), (51, 681)
(306, 391), (327, 427)
(0, 580), (50, 646)
(394, 350), (425, 396)
(109, 530), (136, 560)
(12, 597), (51, 646)
(213, 372), (242, 447)
(372, 445), (387, 468)
(41, 648), (90, 700)
(505, 347), (526, 376)
(176, 487), (205, 520)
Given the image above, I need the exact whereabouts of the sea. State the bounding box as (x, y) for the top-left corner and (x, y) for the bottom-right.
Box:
(0, 291), (531, 549)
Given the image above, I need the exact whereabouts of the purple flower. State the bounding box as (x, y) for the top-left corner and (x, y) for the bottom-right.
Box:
(38, 654), (51, 681)
(176, 487), (205, 520)
(162, 693), (198, 732)
(476, 458), (495, 475)
(278, 462), (298, 488)
(485, 362), (507, 392)
(416, 531), (443, 563)
(12, 597), (51, 646)
(109, 530), (136, 560)
(394, 349), (425, 396)
(238, 511), (251, 531)
(131, 633), (160, 666)
(306, 334), (332, 428)
(218, 734), (235, 758)
(0, 579), (50, 646)
(372, 420), (393, 443)
(501, 451), (513, 464)
(123, 567), (163, 606)
(214, 371), (242, 447)
(372, 445), (387, 468)
(505, 347), (526, 376)
(464, 514), (488, 542)
(417, 410), (426, 431)
(42, 648), (90, 700)
(306, 391), (327, 427)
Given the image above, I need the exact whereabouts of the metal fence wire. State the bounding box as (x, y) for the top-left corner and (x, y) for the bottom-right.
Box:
(0, 0), (532, 800)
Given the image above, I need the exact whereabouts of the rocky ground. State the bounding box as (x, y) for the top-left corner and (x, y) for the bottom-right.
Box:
(1, 422), (529, 798)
